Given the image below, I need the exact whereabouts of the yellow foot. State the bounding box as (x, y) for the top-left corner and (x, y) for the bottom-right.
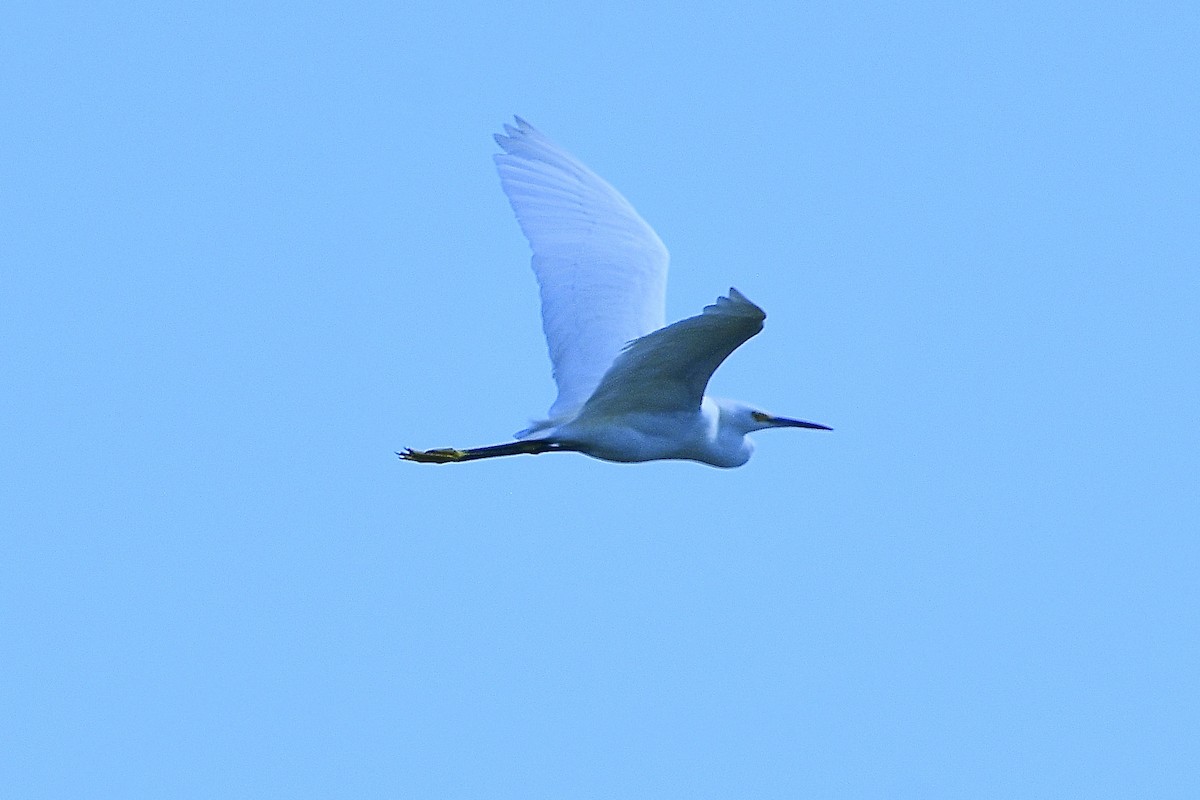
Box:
(398, 447), (467, 464)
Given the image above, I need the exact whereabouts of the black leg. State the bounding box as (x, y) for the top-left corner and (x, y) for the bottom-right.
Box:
(398, 440), (576, 464)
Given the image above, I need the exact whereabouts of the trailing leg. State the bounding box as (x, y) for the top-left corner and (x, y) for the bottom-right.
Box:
(398, 440), (576, 464)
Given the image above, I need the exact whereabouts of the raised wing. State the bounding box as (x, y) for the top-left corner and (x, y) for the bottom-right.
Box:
(494, 117), (669, 423)
(579, 288), (766, 416)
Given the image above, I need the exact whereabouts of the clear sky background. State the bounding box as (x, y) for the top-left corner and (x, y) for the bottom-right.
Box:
(3, 1), (1197, 797)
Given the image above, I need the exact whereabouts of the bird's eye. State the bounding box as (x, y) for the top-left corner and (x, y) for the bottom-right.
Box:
(751, 411), (771, 423)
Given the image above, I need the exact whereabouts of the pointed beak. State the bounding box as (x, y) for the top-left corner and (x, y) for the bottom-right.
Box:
(771, 416), (832, 431)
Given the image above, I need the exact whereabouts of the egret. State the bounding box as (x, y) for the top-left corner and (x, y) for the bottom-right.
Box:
(400, 117), (830, 468)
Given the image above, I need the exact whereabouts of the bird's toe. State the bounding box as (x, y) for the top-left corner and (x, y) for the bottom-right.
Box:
(398, 447), (466, 464)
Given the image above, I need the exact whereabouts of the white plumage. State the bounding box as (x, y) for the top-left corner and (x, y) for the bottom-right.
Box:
(494, 117), (668, 425)
(401, 118), (829, 468)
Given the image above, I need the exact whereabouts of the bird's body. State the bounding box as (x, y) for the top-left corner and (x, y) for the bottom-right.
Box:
(401, 118), (829, 468)
(546, 398), (755, 468)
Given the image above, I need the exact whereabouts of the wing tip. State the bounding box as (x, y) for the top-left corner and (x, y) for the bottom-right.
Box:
(704, 287), (766, 321)
(495, 115), (538, 151)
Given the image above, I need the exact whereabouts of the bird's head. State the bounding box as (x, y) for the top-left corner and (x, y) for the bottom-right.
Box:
(696, 399), (831, 467)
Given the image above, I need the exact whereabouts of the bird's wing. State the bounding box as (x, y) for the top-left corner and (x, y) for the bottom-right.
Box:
(580, 288), (766, 416)
(494, 117), (669, 421)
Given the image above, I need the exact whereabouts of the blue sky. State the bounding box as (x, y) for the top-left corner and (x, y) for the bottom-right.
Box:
(3, 1), (1198, 797)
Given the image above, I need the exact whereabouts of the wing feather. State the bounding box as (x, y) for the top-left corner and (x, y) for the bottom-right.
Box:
(494, 117), (669, 422)
(580, 288), (766, 416)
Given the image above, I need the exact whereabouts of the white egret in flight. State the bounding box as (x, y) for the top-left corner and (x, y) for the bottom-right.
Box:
(400, 117), (830, 468)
